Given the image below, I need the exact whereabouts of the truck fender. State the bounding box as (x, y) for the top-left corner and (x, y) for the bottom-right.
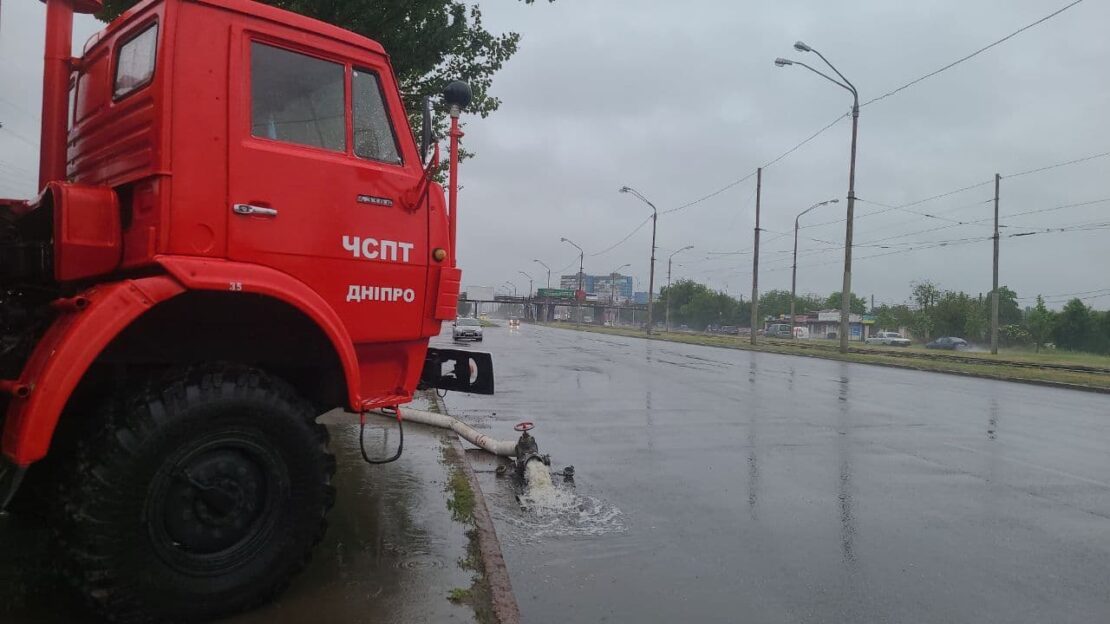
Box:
(2, 276), (185, 465)
(155, 255), (363, 406)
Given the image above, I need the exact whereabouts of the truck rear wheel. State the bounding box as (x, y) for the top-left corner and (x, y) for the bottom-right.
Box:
(53, 364), (335, 622)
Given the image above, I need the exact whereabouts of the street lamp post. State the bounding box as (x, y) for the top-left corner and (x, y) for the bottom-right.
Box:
(532, 259), (551, 289)
(518, 271), (534, 321)
(560, 237), (584, 326)
(609, 263), (630, 325)
(666, 245), (694, 332)
(518, 271), (533, 298)
(619, 186), (658, 335)
(791, 199), (839, 339)
(776, 41), (860, 353)
(501, 281), (517, 297)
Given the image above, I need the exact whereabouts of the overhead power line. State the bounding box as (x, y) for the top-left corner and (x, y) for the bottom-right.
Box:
(661, 171), (757, 216)
(0, 126), (39, 149)
(643, 0), (1089, 232)
(587, 215), (652, 257)
(0, 94), (40, 122)
(1016, 287), (1110, 301)
(861, 0), (1087, 108)
(1005, 150), (1110, 179)
(760, 113), (849, 170)
(662, 114), (849, 218)
(821, 150), (1110, 234)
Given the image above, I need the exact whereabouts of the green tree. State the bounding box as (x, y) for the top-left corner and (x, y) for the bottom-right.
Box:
(911, 280), (940, 311)
(98, 0), (550, 145)
(1053, 298), (1094, 351)
(1025, 296), (1055, 353)
(659, 279), (751, 330)
(994, 286), (1022, 326)
(874, 305), (897, 331)
(823, 292), (866, 315)
(1093, 310), (1110, 354)
(909, 280), (940, 341)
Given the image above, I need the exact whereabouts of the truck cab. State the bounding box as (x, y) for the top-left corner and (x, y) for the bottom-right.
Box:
(0, 1), (490, 620)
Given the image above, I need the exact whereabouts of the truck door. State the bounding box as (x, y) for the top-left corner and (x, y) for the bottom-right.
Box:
(227, 32), (426, 341)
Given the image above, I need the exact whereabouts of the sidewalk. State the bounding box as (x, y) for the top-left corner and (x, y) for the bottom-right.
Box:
(0, 393), (515, 623)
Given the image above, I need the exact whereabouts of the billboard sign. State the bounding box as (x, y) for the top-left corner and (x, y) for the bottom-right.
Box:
(537, 288), (576, 300)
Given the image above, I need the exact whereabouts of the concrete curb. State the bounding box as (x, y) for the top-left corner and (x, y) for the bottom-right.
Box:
(432, 393), (521, 624)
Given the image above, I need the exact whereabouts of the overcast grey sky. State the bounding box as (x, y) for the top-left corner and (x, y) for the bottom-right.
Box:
(2, 0), (1108, 309)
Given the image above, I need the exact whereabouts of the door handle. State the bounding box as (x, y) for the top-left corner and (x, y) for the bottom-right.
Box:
(233, 204), (278, 217)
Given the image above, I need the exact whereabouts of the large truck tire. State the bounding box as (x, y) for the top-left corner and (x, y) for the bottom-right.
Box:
(52, 364), (336, 622)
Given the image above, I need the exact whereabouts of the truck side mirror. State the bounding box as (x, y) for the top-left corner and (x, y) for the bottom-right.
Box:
(420, 95), (433, 165)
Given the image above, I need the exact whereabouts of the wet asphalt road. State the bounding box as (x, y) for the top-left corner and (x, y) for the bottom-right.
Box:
(439, 322), (1110, 624)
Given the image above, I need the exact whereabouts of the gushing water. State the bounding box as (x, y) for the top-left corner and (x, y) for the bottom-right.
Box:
(519, 460), (561, 508)
(502, 460), (625, 541)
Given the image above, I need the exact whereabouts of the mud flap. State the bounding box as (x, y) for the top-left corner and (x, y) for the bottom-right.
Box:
(419, 348), (494, 395)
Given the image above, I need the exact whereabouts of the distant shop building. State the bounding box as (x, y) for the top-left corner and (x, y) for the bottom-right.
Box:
(767, 310), (874, 341)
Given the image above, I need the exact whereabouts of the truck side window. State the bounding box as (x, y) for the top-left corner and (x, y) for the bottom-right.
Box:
(114, 23), (158, 99)
(352, 69), (402, 164)
(251, 43), (345, 152)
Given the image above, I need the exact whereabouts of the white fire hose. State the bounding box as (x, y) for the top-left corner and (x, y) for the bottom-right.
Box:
(372, 407), (518, 457)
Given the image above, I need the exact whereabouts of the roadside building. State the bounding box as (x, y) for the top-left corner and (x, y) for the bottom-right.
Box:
(766, 310), (875, 341)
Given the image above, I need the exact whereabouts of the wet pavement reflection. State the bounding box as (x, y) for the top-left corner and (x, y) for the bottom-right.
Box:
(439, 323), (1110, 624)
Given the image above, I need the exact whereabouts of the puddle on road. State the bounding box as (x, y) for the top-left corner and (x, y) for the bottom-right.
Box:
(493, 463), (626, 543)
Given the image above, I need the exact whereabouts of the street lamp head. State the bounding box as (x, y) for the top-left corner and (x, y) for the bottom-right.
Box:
(682, 245), (695, 252)
(560, 237), (568, 242)
(793, 40), (812, 52)
(774, 57), (794, 67)
(618, 186), (631, 194)
(830, 198), (840, 203)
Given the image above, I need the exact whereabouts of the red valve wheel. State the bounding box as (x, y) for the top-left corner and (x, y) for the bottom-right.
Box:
(514, 421), (534, 432)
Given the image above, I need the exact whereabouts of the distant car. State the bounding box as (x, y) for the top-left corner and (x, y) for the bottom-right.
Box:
(766, 323), (793, 338)
(925, 336), (968, 350)
(866, 331), (912, 347)
(509, 318), (521, 328)
(453, 317), (483, 342)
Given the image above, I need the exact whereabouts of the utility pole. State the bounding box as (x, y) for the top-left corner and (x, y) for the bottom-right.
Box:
(665, 246), (694, 332)
(750, 168), (762, 345)
(619, 187), (659, 335)
(667, 259), (673, 331)
(577, 257), (583, 325)
(647, 212), (658, 335)
(991, 173), (1000, 355)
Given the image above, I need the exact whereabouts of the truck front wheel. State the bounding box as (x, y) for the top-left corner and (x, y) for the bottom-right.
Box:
(54, 364), (335, 622)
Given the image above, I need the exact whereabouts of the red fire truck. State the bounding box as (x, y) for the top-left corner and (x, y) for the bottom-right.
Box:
(0, 0), (492, 619)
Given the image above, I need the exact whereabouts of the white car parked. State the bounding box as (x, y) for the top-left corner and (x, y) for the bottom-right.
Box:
(866, 331), (911, 347)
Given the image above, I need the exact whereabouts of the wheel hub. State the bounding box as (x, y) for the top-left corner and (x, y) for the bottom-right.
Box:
(163, 448), (268, 554)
